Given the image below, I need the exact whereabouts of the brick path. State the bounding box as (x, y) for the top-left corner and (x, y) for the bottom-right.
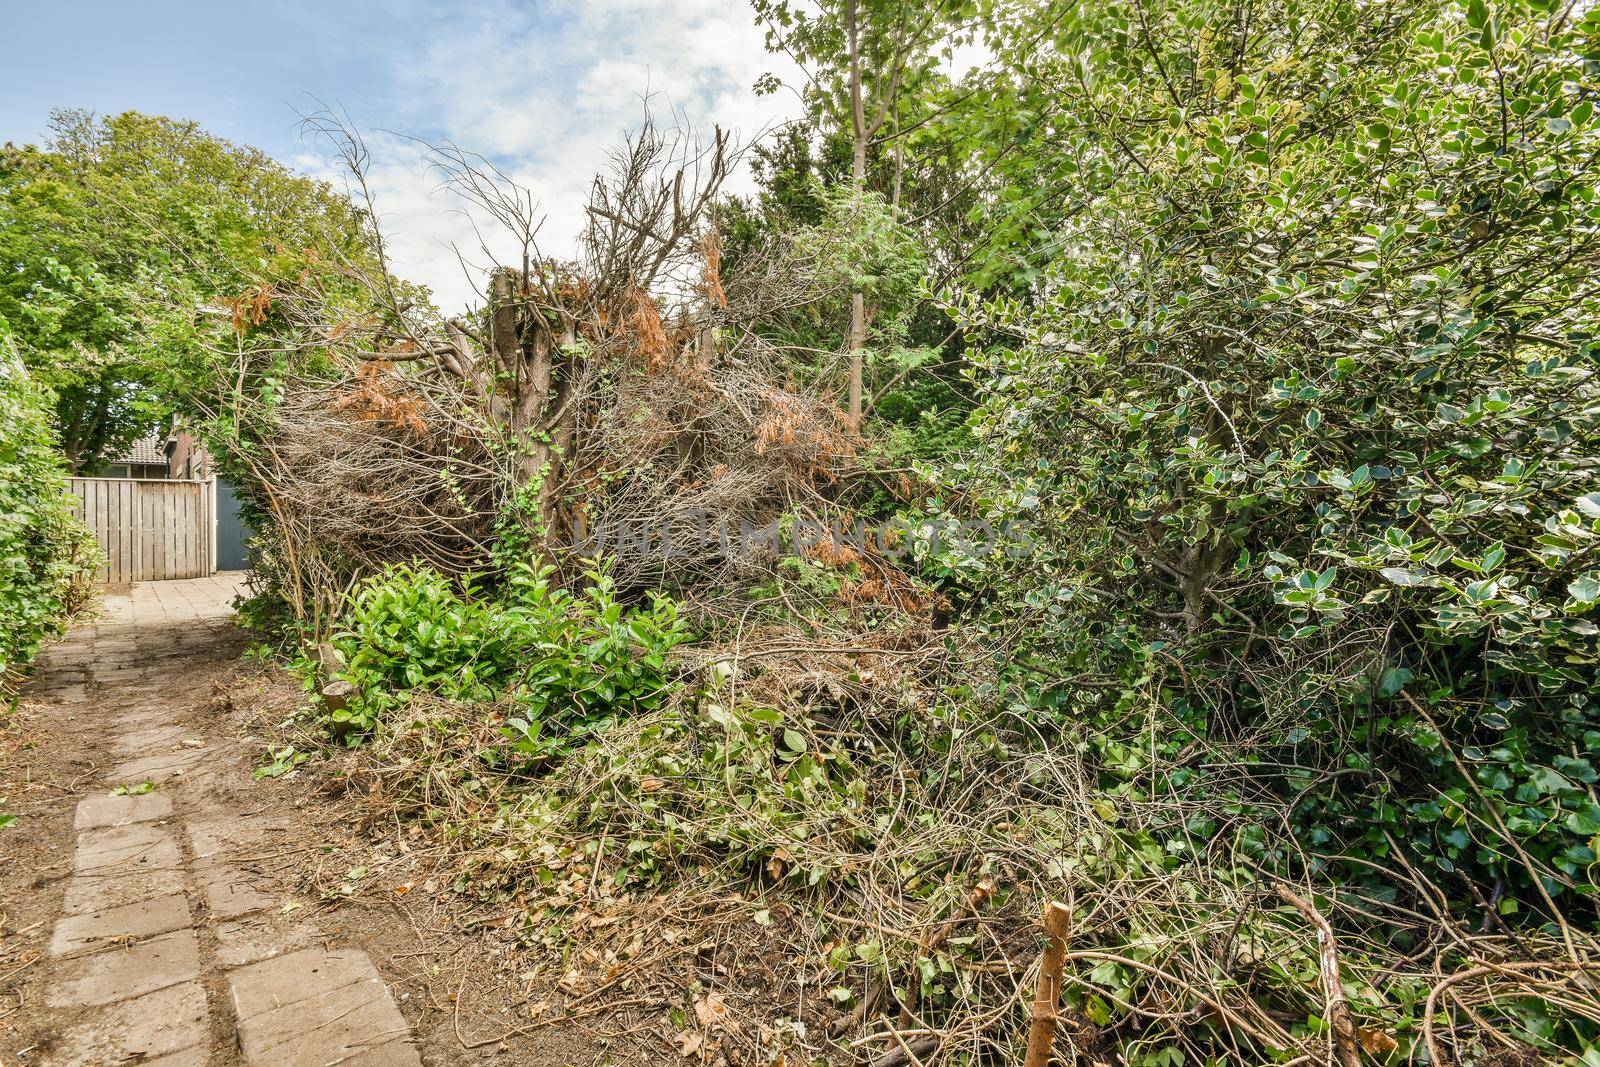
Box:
(24, 576), (422, 1066)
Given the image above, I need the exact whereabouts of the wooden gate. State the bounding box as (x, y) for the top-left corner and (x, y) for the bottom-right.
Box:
(68, 478), (215, 583)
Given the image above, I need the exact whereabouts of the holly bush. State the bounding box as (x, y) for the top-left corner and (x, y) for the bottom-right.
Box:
(958, 0), (1600, 914)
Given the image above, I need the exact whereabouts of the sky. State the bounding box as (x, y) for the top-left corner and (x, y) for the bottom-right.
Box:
(4, 0), (803, 311)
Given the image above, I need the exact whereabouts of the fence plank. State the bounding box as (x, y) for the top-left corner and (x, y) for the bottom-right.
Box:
(172, 485), (183, 578)
(103, 479), (115, 584)
(202, 479), (213, 575)
(140, 485), (155, 581)
(158, 485), (172, 581)
(120, 480), (133, 584)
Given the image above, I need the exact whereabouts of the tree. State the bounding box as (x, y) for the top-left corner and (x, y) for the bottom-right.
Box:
(0, 110), (373, 472)
(754, 0), (966, 424)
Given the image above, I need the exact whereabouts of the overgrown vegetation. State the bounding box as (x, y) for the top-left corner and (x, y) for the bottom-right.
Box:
(960, 0), (1600, 928)
(0, 339), (99, 684)
(11, 0), (1600, 1062)
(320, 562), (689, 758)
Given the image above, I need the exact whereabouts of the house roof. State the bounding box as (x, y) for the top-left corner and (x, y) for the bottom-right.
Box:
(113, 434), (171, 467)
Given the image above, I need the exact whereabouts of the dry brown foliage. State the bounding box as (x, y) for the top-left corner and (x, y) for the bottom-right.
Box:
(201, 111), (928, 628)
(330, 362), (428, 433)
(227, 284), (275, 332)
(700, 228), (728, 310)
(626, 288), (672, 372)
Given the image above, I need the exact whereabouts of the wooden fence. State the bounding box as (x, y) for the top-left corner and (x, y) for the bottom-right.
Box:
(68, 478), (215, 584)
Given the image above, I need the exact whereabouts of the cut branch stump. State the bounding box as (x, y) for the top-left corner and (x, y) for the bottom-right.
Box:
(1023, 900), (1073, 1067)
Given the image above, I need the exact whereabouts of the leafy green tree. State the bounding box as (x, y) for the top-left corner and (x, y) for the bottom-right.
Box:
(960, 0), (1600, 915)
(755, 0), (974, 422)
(0, 110), (373, 472)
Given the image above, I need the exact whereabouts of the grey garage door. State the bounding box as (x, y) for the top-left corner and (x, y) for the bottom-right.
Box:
(216, 479), (254, 571)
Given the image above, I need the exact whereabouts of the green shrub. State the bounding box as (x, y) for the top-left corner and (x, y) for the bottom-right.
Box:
(328, 561), (690, 757)
(494, 562), (690, 761)
(958, 0), (1600, 919)
(331, 564), (511, 732)
(0, 343), (100, 682)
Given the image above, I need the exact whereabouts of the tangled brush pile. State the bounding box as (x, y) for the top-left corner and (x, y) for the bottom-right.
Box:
(210, 112), (908, 627)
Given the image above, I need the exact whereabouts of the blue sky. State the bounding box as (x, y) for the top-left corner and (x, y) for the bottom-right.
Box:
(5, 0), (799, 308)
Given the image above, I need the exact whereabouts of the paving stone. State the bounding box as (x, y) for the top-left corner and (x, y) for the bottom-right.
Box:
(186, 814), (270, 862)
(115, 707), (185, 729)
(109, 746), (218, 784)
(75, 823), (182, 876)
(196, 863), (277, 919)
(112, 724), (190, 755)
(101, 663), (155, 677)
(45, 927), (200, 1008)
(32, 664), (90, 683)
(228, 948), (384, 1018)
(50, 893), (191, 958)
(74, 790), (173, 830)
(231, 957), (416, 1066)
(63, 824), (185, 916)
(214, 916), (317, 968)
(62, 862), (188, 916)
(49, 979), (208, 1064)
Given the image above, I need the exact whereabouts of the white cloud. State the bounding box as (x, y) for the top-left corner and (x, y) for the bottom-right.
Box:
(305, 0), (802, 312)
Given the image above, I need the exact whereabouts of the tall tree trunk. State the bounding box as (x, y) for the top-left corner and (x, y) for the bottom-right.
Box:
(59, 406), (84, 475)
(845, 0), (867, 428)
(63, 383), (112, 475)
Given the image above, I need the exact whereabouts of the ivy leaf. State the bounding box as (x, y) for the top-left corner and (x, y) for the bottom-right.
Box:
(1378, 667), (1414, 698)
(1566, 804), (1600, 836)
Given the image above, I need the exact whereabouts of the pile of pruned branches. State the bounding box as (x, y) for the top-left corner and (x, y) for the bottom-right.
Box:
(208, 111), (886, 628)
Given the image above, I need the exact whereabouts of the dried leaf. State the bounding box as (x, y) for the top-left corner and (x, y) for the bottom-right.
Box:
(695, 990), (728, 1031)
(676, 1029), (704, 1057)
(1357, 1028), (1398, 1056)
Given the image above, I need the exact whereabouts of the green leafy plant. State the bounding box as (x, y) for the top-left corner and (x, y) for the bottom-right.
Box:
(493, 561), (689, 764)
(327, 560), (690, 760)
(0, 339), (101, 683)
(330, 564), (511, 737)
(254, 745), (308, 780)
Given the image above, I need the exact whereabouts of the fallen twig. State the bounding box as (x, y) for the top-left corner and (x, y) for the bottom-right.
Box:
(1275, 884), (1360, 1067)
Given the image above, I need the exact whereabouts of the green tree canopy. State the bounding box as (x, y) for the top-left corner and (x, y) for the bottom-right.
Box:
(0, 109), (374, 471)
